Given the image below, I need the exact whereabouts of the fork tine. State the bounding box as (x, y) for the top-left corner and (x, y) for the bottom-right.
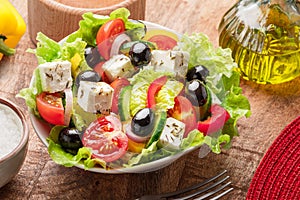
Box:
(194, 181), (233, 200)
(136, 170), (232, 200)
(209, 187), (234, 200)
(163, 170), (228, 199)
(173, 175), (231, 200)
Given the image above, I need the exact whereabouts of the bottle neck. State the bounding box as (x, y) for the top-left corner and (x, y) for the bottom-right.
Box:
(239, 0), (299, 11)
(241, 0), (297, 4)
(261, 0), (299, 12)
(258, 0), (297, 4)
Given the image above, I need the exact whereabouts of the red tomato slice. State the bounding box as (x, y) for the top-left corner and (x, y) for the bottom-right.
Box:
(82, 114), (128, 162)
(36, 92), (65, 125)
(168, 95), (197, 138)
(147, 75), (168, 109)
(93, 61), (111, 83)
(96, 19), (125, 60)
(93, 61), (107, 81)
(197, 104), (230, 135)
(110, 77), (130, 114)
(148, 35), (177, 50)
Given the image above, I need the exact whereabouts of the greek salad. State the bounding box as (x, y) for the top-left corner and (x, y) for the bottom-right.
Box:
(18, 8), (251, 170)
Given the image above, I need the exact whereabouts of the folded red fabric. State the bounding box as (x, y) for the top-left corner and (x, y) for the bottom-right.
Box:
(246, 116), (300, 200)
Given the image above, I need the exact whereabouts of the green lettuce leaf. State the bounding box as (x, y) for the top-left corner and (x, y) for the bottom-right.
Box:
(180, 129), (205, 149)
(221, 85), (251, 137)
(48, 140), (82, 167)
(28, 32), (62, 64)
(66, 8), (145, 46)
(156, 79), (183, 111)
(66, 12), (109, 46)
(125, 141), (176, 167)
(16, 69), (43, 115)
(203, 134), (231, 154)
(61, 37), (90, 72)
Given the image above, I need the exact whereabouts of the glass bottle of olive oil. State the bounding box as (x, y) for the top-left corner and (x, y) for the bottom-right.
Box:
(218, 0), (300, 84)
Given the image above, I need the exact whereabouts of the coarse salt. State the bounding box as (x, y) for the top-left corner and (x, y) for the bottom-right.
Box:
(0, 104), (23, 159)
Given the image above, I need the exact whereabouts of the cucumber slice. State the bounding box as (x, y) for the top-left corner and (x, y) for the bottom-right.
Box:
(120, 41), (157, 55)
(199, 84), (212, 121)
(118, 85), (132, 121)
(146, 111), (167, 148)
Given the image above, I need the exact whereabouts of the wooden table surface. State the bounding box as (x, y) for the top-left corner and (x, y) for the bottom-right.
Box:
(1, 0), (300, 199)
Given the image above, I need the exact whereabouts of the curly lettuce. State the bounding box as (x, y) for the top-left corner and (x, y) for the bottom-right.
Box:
(177, 33), (251, 138)
(66, 8), (145, 46)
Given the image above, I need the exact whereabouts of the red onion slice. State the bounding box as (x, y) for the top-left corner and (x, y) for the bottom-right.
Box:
(110, 33), (131, 58)
(124, 122), (150, 143)
(64, 88), (73, 126)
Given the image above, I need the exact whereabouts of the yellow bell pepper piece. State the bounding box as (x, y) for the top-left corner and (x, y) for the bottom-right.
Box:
(128, 138), (146, 153)
(0, 0), (26, 60)
(70, 53), (82, 77)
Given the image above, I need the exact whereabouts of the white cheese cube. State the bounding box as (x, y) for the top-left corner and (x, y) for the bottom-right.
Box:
(150, 50), (190, 78)
(102, 54), (135, 82)
(158, 117), (185, 150)
(77, 81), (114, 114)
(38, 60), (72, 93)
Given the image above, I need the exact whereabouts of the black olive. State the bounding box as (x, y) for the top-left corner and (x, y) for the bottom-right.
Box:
(58, 128), (83, 151)
(85, 47), (103, 68)
(75, 70), (101, 89)
(186, 65), (209, 83)
(185, 80), (208, 107)
(129, 42), (152, 67)
(131, 108), (155, 137)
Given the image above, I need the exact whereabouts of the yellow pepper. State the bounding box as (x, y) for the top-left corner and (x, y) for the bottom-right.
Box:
(127, 138), (146, 153)
(0, 0), (26, 60)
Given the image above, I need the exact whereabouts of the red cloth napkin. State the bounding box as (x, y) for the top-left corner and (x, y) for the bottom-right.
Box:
(246, 116), (300, 200)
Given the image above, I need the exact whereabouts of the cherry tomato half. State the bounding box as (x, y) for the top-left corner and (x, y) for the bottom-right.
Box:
(148, 35), (177, 50)
(36, 92), (65, 125)
(96, 19), (125, 60)
(168, 95), (197, 138)
(82, 114), (128, 162)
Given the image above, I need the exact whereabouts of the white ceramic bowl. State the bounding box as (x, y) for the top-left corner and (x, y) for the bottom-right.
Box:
(0, 98), (29, 188)
(29, 21), (199, 174)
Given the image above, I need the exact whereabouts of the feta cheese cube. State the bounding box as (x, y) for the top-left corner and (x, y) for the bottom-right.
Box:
(102, 54), (135, 82)
(38, 60), (72, 93)
(150, 50), (190, 78)
(158, 117), (185, 150)
(77, 81), (114, 114)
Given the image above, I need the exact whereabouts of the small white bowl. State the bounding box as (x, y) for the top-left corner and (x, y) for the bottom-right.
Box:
(0, 98), (29, 188)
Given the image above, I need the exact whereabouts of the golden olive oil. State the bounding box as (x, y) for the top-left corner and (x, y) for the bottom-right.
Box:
(219, 0), (300, 84)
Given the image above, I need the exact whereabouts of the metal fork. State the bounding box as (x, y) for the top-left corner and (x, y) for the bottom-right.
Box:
(136, 170), (233, 200)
